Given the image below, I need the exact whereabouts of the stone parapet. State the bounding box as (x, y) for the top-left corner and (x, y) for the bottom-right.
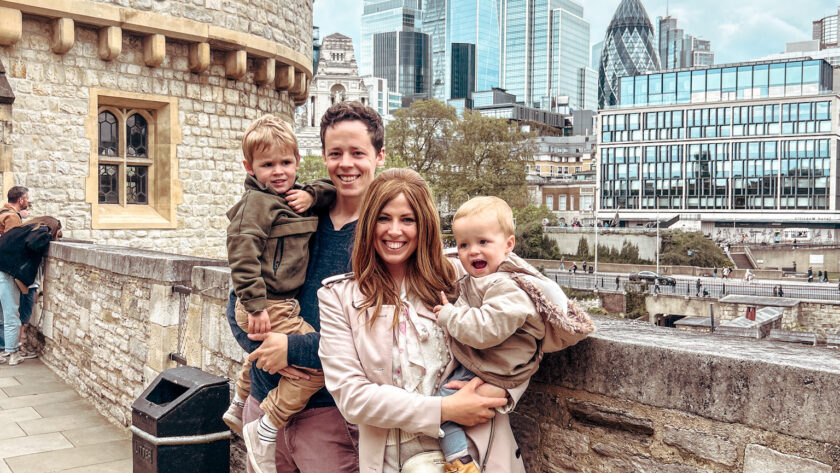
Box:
(515, 316), (840, 471)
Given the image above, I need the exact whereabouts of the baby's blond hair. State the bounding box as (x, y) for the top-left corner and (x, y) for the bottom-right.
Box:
(453, 196), (515, 237)
(241, 114), (300, 165)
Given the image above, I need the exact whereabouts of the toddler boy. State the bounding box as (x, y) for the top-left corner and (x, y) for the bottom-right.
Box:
(225, 115), (334, 473)
(434, 196), (595, 473)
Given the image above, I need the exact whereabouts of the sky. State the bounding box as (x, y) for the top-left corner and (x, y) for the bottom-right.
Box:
(314, 0), (837, 66)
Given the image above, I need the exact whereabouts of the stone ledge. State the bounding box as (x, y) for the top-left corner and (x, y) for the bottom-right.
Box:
(191, 265), (231, 301)
(0, 0), (312, 77)
(535, 316), (840, 445)
(49, 241), (226, 283)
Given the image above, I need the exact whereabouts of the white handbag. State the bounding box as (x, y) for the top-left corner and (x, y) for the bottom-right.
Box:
(396, 430), (446, 473)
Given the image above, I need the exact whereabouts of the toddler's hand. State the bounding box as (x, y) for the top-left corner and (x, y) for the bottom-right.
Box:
(286, 189), (313, 213)
(433, 291), (450, 318)
(248, 310), (271, 334)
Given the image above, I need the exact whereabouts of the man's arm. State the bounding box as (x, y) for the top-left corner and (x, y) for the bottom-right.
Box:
(286, 332), (322, 369)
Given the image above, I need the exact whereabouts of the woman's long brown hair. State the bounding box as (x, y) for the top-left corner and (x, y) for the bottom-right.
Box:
(352, 168), (456, 327)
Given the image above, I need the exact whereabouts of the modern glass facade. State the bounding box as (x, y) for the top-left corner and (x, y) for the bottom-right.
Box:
(360, 0), (423, 77)
(501, 0), (591, 111)
(373, 31), (432, 104)
(451, 43), (476, 99)
(422, 0), (447, 101)
(598, 0), (660, 109)
(598, 59), (839, 216)
(614, 59), (834, 108)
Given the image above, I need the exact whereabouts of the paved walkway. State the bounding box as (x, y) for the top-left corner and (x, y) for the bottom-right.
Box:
(0, 359), (131, 473)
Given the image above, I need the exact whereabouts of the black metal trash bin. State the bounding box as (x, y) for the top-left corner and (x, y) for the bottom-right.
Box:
(131, 366), (231, 473)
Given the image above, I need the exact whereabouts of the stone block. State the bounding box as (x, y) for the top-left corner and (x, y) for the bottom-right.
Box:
(566, 400), (654, 436)
(225, 50), (247, 80)
(662, 425), (737, 466)
(630, 456), (711, 473)
(275, 64), (294, 90)
(254, 58), (275, 85)
(50, 18), (74, 54)
(145, 323), (178, 373)
(744, 444), (831, 473)
(290, 71), (306, 96)
(98, 26), (121, 61)
(143, 34), (165, 67)
(0, 7), (21, 46)
(148, 284), (180, 327)
(188, 42), (210, 74)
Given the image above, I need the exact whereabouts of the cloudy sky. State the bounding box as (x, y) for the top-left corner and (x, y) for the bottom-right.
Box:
(314, 0), (836, 65)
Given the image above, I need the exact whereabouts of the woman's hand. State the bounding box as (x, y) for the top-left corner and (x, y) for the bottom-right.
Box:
(440, 377), (507, 426)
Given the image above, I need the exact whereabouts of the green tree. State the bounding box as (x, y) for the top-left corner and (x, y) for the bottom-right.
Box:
(576, 237), (590, 259)
(385, 99), (457, 181)
(659, 230), (733, 268)
(511, 205), (560, 259)
(297, 154), (328, 182)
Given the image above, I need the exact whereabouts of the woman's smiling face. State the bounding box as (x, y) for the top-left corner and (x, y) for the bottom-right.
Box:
(373, 193), (418, 276)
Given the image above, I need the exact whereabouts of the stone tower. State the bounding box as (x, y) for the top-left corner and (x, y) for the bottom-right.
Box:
(0, 0), (314, 258)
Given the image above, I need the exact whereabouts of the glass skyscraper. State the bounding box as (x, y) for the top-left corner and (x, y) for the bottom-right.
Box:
(422, 0), (502, 102)
(373, 31), (432, 105)
(598, 0), (660, 109)
(360, 0), (423, 77)
(501, 0), (593, 111)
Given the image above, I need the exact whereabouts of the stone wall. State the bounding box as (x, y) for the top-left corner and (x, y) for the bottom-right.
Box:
(35, 242), (840, 472)
(0, 0), (312, 259)
(513, 317), (840, 472)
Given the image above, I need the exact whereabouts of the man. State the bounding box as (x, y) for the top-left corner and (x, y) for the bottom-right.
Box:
(0, 186), (30, 235)
(226, 101), (385, 473)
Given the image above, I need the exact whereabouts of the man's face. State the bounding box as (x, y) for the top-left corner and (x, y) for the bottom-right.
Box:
(19, 193), (29, 210)
(322, 120), (385, 201)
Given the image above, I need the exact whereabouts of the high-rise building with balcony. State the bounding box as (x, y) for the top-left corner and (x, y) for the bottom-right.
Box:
(598, 0), (660, 109)
(500, 0), (593, 111)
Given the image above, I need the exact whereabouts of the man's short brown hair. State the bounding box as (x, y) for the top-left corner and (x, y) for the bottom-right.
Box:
(7, 186), (28, 204)
(241, 115), (300, 165)
(320, 101), (384, 153)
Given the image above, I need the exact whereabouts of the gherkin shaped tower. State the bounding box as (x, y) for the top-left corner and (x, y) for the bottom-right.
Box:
(598, 0), (660, 108)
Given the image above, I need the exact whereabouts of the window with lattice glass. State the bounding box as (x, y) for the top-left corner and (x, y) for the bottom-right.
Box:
(97, 108), (152, 205)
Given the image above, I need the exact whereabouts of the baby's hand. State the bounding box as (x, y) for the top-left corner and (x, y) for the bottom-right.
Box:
(433, 291), (450, 319)
(248, 310), (271, 334)
(285, 189), (313, 213)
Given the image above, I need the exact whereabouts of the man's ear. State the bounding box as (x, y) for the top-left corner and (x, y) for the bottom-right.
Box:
(376, 147), (386, 168)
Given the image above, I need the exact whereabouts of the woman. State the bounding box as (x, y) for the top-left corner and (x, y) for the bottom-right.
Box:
(0, 217), (61, 366)
(318, 169), (527, 473)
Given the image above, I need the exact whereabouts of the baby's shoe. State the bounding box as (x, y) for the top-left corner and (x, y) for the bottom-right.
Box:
(444, 456), (480, 473)
(242, 418), (277, 473)
(222, 399), (244, 434)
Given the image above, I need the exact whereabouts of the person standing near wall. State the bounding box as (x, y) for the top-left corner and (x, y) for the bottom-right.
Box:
(0, 186), (30, 234)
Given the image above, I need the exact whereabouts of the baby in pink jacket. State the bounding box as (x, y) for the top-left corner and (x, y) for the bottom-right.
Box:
(434, 196), (594, 473)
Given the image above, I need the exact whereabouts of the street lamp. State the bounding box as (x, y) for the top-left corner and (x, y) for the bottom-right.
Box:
(594, 186), (599, 276)
(656, 208), (660, 274)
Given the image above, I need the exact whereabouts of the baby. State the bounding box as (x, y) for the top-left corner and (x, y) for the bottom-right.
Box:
(434, 196), (595, 473)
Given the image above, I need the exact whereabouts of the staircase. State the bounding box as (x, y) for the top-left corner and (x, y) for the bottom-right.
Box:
(728, 245), (757, 269)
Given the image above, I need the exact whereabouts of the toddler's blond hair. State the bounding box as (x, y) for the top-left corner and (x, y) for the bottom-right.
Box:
(453, 196), (515, 237)
(241, 114), (300, 165)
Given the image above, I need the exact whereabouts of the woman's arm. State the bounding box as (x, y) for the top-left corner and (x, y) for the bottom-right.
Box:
(318, 285), (505, 436)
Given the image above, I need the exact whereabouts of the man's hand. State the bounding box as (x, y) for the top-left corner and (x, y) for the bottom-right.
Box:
(433, 291), (450, 318)
(19, 209), (30, 219)
(286, 189), (313, 213)
(248, 332), (289, 374)
(247, 310), (271, 334)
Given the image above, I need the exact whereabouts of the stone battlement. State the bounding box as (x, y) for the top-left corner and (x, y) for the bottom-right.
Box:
(35, 242), (840, 471)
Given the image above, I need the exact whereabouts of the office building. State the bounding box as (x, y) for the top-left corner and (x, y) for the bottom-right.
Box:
(658, 15), (714, 70)
(501, 0), (593, 111)
(472, 87), (572, 134)
(596, 58), (840, 239)
(422, 0), (503, 102)
(373, 30), (432, 105)
(813, 5), (840, 49)
(313, 26), (322, 75)
(591, 40), (604, 71)
(362, 76), (403, 120)
(598, 0), (660, 109)
(360, 0), (423, 77)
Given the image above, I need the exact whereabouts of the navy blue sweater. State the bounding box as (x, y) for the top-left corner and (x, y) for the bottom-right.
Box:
(226, 215), (356, 406)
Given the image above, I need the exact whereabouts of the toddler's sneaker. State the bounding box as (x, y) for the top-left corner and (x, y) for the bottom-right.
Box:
(242, 418), (277, 473)
(17, 350), (37, 360)
(8, 352), (24, 366)
(222, 399), (244, 434)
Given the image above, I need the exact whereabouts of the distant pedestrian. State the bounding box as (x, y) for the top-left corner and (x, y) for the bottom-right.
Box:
(572, 263), (577, 274)
(713, 267), (718, 278)
(818, 270), (823, 283)
(583, 261), (588, 272)
(778, 286), (784, 298)
(654, 283), (660, 295)
(696, 278), (701, 296)
(615, 275), (620, 290)
(825, 273), (830, 283)
(722, 282), (726, 295)
(560, 256), (565, 271)
(808, 266), (813, 283)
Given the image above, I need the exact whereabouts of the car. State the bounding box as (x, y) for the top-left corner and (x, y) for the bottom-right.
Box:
(629, 271), (676, 286)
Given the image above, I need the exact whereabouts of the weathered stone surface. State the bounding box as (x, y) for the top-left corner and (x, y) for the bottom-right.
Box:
(744, 444), (832, 473)
(535, 317), (840, 445)
(566, 400), (654, 436)
(630, 456), (711, 473)
(663, 425), (738, 466)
